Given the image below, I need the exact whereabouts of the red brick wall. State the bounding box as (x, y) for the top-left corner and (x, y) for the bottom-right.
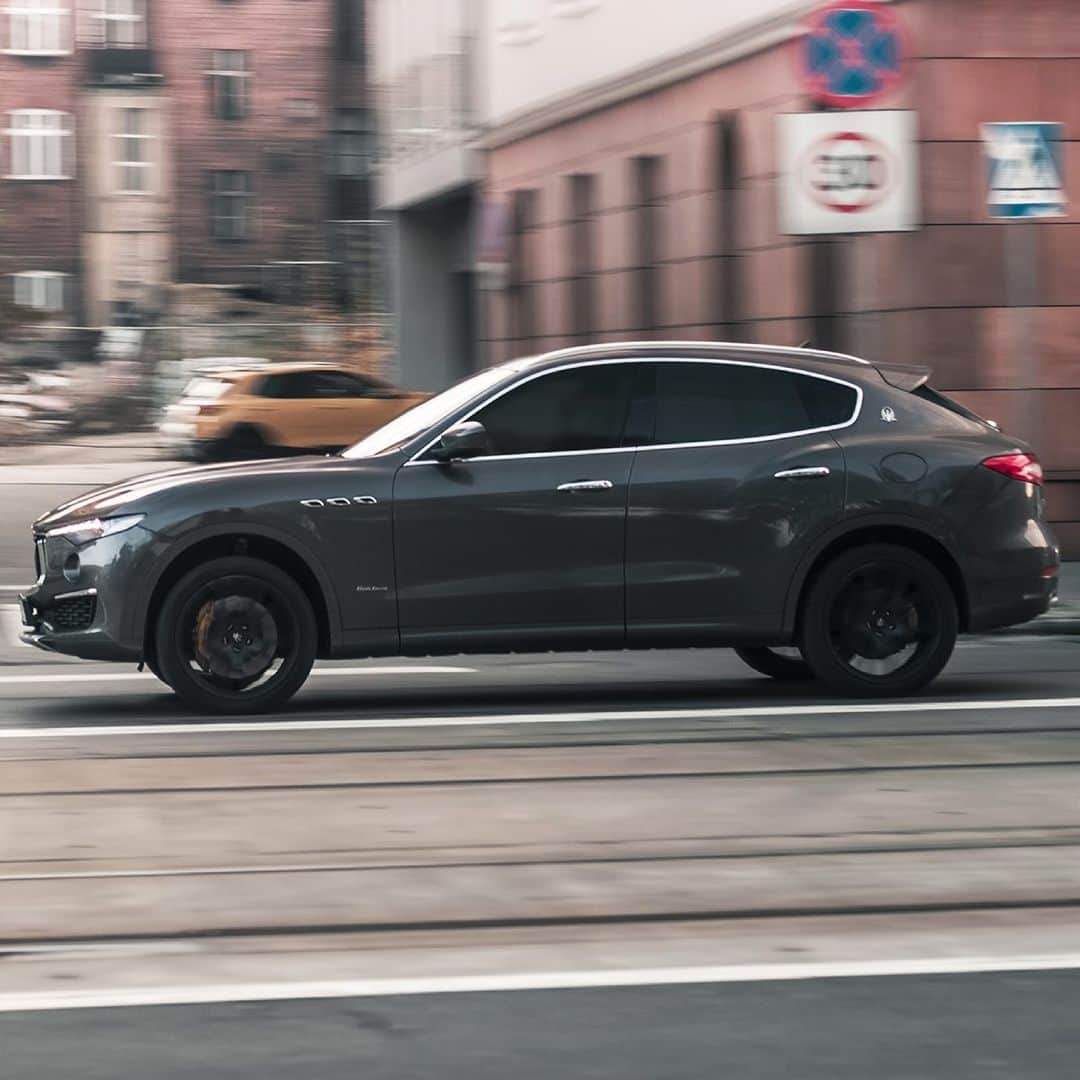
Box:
(156, 0), (335, 287)
(0, 46), (82, 317)
(483, 0), (1080, 554)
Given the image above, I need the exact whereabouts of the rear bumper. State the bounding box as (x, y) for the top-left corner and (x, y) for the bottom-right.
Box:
(966, 561), (1059, 633)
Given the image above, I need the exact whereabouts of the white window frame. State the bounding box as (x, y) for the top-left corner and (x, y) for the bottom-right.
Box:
(113, 106), (151, 194)
(211, 169), (252, 241)
(207, 49), (250, 121)
(12, 270), (66, 311)
(5, 109), (73, 179)
(4, 0), (70, 54)
(332, 108), (372, 177)
(84, 0), (145, 47)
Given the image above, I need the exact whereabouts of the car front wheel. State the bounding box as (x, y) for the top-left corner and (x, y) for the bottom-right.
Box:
(154, 556), (317, 715)
(799, 544), (958, 698)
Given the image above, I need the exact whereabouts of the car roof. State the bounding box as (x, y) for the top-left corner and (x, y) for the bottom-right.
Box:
(511, 341), (889, 383)
(191, 361), (356, 380)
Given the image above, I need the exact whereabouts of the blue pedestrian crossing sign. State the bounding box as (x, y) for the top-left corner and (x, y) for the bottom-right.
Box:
(982, 122), (1066, 219)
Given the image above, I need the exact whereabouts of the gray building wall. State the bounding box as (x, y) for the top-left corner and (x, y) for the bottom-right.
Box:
(391, 193), (478, 391)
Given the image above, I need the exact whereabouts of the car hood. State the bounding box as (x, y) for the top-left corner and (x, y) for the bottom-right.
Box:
(33, 456), (350, 533)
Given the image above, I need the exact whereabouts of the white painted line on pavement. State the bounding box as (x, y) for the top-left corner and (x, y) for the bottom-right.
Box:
(3, 953), (1080, 1013)
(1, 695), (1080, 739)
(0, 665), (473, 686)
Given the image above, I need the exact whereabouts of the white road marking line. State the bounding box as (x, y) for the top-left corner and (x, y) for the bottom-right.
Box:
(1, 696), (1080, 740)
(3, 953), (1080, 1013)
(0, 604), (31, 648)
(0, 665), (473, 686)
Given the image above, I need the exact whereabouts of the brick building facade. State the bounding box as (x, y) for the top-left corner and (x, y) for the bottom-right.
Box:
(0, 0), (371, 324)
(481, 0), (1080, 555)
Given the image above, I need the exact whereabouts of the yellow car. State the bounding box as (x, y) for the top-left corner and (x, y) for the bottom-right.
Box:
(160, 362), (428, 459)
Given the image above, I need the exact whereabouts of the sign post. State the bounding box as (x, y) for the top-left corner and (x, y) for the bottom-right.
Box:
(795, 2), (911, 355)
(982, 123), (1067, 447)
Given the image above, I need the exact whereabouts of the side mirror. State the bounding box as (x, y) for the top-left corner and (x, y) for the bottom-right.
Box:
(428, 420), (488, 462)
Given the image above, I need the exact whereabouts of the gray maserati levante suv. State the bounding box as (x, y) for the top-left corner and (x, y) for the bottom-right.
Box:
(23, 342), (1059, 714)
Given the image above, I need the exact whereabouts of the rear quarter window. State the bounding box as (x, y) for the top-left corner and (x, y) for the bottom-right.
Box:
(651, 362), (858, 445)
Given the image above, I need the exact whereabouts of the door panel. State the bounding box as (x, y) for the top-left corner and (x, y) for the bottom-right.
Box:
(627, 435), (845, 640)
(394, 453), (633, 650)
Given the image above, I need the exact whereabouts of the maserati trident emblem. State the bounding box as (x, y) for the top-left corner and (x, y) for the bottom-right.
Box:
(880, 407), (897, 424)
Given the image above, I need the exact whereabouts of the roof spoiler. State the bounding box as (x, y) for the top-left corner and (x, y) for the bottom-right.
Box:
(875, 363), (930, 392)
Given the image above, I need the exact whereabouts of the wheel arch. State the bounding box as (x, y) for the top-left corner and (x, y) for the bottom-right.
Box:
(140, 526), (339, 662)
(785, 518), (970, 637)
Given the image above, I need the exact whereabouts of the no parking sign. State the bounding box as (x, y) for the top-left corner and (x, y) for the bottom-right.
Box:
(801, 1), (908, 108)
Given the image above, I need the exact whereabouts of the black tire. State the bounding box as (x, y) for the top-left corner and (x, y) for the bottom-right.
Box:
(799, 544), (958, 698)
(144, 654), (170, 687)
(222, 425), (269, 461)
(154, 556), (317, 715)
(735, 646), (813, 682)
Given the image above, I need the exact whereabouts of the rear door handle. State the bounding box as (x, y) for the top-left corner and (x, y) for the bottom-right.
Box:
(557, 480), (614, 493)
(774, 466), (831, 479)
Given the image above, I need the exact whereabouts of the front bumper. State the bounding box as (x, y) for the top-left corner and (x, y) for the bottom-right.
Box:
(20, 529), (149, 662)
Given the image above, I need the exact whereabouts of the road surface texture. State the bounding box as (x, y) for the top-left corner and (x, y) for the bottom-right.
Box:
(1, 447), (1079, 1076)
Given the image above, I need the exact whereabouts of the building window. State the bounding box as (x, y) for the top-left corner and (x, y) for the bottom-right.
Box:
(84, 0), (146, 47)
(633, 156), (661, 333)
(5, 0), (69, 54)
(5, 110), (73, 179)
(211, 170), (252, 240)
(498, 0), (543, 45)
(208, 50), (249, 121)
(114, 106), (150, 192)
(12, 271), (66, 311)
(332, 108), (373, 177)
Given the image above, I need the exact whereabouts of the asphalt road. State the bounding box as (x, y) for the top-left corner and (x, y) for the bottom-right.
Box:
(6, 969), (1080, 1079)
(3, 450), (1080, 1075)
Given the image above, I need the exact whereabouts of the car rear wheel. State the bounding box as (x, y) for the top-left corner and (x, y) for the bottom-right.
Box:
(734, 646), (813, 681)
(222, 425), (269, 460)
(799, 544), (957, 698)
(154, 556), (317, 715)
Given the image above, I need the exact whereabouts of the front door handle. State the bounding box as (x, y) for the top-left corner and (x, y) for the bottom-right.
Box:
(774, 466), (831, 479)
(557, 479), (614, 493)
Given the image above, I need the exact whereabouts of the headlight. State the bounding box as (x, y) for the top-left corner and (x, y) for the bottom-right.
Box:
(45, 514), (145, 548)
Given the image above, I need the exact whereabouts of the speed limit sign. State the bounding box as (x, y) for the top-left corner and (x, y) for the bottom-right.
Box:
(778, 110), (919, 234)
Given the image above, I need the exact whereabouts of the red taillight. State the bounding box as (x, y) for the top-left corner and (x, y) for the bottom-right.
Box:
(195, 403), (224, 417)
(981, 452), (1043, 486)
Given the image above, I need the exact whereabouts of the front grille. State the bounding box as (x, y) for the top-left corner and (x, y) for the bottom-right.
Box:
(34, 539), (45, 582)
(46, 594), (96, 632)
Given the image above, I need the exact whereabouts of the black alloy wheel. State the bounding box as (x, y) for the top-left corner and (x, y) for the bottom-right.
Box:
(155, 556), (317, 715)
(799, 544), (957, 697)
(734, 646), (813, 682)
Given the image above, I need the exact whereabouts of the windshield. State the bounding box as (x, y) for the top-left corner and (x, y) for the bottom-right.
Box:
(342, 361), (528, 458)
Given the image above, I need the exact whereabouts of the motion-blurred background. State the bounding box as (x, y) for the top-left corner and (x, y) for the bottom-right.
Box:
(0, 0), (1077, 555)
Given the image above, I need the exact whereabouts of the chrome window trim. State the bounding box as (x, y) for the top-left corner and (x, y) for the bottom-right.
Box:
(404, 356), (864, 467)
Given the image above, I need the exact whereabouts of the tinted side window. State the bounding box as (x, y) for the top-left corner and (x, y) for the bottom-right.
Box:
(652, 362), (856, 444)
(470, 364), (640, 456)
(309, 372), (369, 398)
(259, 372), (320, 399)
